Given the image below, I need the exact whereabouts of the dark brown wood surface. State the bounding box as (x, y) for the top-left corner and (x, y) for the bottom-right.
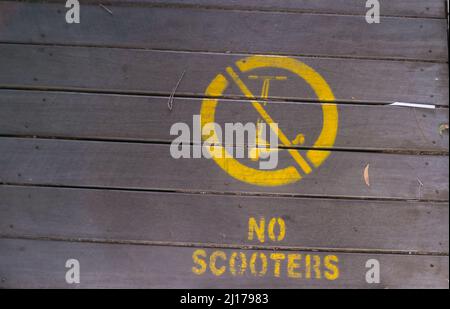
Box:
(19, 0), (449, 18)
(1, 185), (447, 253)
(0, 0), (448, 289)
(0, 138), (447, 200)
(0, 2), (447, 61)
(0, 45), (448, 106)
(0, 238), (447, 288)
(0, 90), (448, 152)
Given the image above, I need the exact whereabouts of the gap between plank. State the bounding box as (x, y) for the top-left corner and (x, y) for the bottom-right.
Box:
(0, 135), (448, 156)
(0, 234), (447, 257)
(0, 132), (449, 157)
(0, 86), (447, 108)
(1, 183), (448, 203)
(0, 41), (447, 64)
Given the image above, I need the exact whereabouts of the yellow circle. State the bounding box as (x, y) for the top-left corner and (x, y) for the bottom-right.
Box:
(200, 56), (338, 187)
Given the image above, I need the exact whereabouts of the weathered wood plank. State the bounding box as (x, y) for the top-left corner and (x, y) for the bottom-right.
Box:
(0, 2), (447, 61)
(0, 138), (447, 200)
(24, 0), (449, 18)
(0, 45), (447, 106)
(0, 90), (448, 152)
(0, 238), (447, 288)
(1, 185), (447, 253)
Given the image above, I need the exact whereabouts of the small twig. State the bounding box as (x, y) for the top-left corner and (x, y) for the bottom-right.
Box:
(417, 177), (424, 187)
(99, 4), (113, 15)
(168, 70), (186, 111)
(417, 177), (424, 199)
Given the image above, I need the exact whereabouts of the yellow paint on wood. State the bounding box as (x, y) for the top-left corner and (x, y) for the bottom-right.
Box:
(200, 56), (338, 187)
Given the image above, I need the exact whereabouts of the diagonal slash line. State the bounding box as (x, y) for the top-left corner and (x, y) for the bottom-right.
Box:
(226, 66), (312, 175)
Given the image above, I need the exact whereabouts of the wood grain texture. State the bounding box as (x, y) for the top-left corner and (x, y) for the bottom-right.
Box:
(0, 185), (447, 253)
(0, 45), (447, 106)
(19, 0), (449, 18)
(0, 238), (448, 288)
(0, 138), (447, 200)
(0, 0), (447, 289)
(0, 2), (447, 61)
(0, 90), (448, 152)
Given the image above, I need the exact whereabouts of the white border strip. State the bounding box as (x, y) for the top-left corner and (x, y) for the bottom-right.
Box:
(390, 102), (436, 109)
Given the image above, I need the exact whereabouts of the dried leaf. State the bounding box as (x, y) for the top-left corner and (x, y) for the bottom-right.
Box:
(364, 164), (370, 187)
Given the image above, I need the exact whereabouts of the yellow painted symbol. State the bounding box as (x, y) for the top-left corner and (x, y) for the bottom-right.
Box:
(248, 75), (287, 104)
(248, 76), (286, 160)
(200, 56), (338, 187)
(249, 118), (280, 161)
(292, 134), (306, 146)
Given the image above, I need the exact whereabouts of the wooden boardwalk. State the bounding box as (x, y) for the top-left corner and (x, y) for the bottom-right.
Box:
(0, 0), (448, 288)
